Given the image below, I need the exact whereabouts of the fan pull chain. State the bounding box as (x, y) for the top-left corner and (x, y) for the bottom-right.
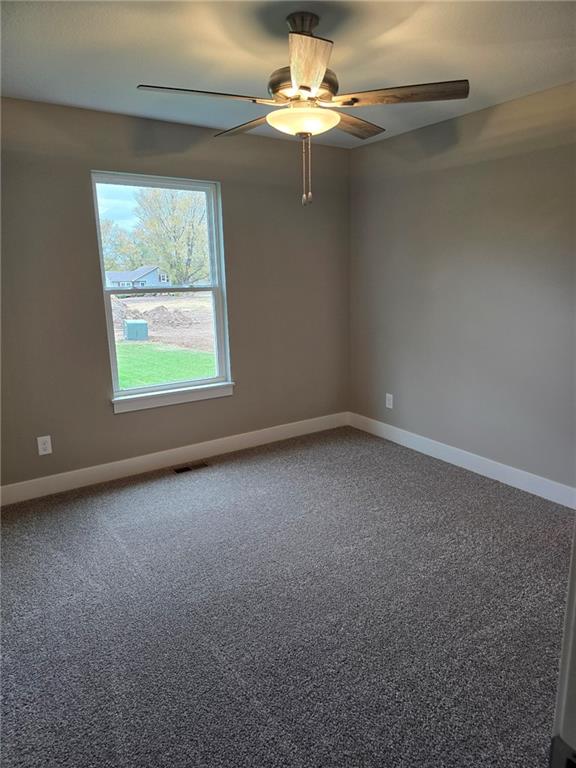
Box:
(302, 136), (307, 205)
(306, 134), (312, 205)
(300, 133), (313, 206)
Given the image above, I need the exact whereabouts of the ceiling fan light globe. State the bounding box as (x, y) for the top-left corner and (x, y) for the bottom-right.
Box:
(266, 105), (340, 136)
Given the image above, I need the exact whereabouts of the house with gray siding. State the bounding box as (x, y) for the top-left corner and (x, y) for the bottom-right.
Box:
(105, 265), (170, 289)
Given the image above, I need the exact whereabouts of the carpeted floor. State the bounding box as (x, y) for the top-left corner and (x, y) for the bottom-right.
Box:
(2, 427), (574, 768)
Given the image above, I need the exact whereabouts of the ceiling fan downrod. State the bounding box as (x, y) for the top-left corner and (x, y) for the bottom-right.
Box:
(298, 132), (313, 206)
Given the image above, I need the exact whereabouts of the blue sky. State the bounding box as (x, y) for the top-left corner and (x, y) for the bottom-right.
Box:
(95, 183), (138, 231)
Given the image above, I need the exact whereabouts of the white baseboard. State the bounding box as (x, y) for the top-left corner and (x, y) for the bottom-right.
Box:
(1, 412), (349, 506)
(349, 412), (576, 509)
(3, 411), (574, 509)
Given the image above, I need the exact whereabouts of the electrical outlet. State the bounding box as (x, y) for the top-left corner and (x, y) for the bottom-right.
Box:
(386, 393), (394, 409)
(37, 435), (52, 456)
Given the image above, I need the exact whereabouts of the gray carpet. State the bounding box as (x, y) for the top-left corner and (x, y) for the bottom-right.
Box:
(1, 427), (574, 768)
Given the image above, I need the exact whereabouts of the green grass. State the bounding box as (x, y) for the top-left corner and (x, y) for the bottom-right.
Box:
(116, 342), (216, 389)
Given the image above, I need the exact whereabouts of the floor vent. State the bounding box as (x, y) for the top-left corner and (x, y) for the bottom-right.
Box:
(173, 462), (209, 474)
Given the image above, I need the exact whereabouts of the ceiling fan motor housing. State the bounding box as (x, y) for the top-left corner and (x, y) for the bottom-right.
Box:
(286, 11), (320, 35)
(267, 66), (339, 101)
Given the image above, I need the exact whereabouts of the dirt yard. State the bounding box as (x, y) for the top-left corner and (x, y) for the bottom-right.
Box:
(111, 294), (215, 352)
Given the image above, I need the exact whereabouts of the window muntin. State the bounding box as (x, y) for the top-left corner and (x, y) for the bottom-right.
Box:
(92, 172), (230, 401)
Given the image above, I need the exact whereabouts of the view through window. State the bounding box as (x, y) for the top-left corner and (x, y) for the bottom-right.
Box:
(92, 172), (230, 402)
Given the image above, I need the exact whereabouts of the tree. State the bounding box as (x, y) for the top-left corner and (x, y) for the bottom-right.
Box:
(100, 218), (121, 270)
(133, 189), (210, 285)
(100, 218), (141, 272)
(99, 188), (211, 284)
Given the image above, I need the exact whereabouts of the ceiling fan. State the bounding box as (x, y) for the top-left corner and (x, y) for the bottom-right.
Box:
(139, 11), (470, 203)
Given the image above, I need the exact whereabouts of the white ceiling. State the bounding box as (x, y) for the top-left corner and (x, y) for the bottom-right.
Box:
(2, 1), (575, 148)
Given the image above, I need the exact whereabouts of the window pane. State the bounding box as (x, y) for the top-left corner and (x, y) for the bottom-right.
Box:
(111, 292), (217, 390)
(95, 182), (212, 288)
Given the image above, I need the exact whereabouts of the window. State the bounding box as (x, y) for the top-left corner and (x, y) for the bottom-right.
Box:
(92, 172), (232, 413)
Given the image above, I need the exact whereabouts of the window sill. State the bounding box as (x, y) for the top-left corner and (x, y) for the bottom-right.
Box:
(112, 381), (234, 414)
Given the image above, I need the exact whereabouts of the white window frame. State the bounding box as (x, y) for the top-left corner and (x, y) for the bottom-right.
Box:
(91, 171), (233, 414)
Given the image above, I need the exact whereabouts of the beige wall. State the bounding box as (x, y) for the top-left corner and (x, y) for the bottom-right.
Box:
(1, 98), (350, 484)
(350, 84), (576, 486)
(3, 86), (574, 489)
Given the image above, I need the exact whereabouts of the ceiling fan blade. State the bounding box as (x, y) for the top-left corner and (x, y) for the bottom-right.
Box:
(289, 33), (333, 97)
(213, 116), (269, 137)
(332, 80), (470, 107)
(336, 112), (385, 140)
(138, 84), (279, 106)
